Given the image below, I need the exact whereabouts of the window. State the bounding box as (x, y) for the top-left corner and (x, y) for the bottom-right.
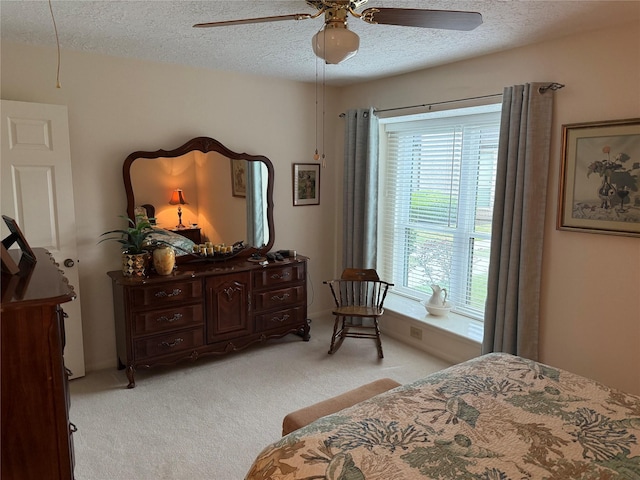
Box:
(378, 104), (501, 321)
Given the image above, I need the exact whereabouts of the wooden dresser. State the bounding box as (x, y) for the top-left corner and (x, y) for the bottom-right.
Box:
(1, 248), (76, 480)
(108, 255), (310, 388)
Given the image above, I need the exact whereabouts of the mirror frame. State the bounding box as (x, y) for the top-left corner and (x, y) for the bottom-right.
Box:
(123, 136), (275, 259)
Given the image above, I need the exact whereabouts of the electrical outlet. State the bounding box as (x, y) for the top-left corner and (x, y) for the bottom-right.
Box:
(410, 326), (423, 340)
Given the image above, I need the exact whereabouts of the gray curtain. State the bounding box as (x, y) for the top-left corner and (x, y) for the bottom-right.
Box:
(482, 83), (555, 360)
(246, 161), (264, 248)
(343, 107), (379, 270)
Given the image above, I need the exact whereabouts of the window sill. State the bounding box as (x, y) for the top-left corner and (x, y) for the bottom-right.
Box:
(385, 293), (484, 342)
(381, 293), (483, 364)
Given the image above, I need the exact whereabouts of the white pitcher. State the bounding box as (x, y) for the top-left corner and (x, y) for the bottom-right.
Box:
(428, 284), (448, 307)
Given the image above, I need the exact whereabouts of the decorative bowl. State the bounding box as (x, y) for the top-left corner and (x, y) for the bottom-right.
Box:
(423, 301), (453, 316)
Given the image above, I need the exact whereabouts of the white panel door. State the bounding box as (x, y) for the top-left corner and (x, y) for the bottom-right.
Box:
(1, 99), (85, 378)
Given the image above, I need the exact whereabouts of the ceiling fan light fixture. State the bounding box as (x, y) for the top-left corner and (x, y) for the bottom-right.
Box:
(312, 25), (360, 64)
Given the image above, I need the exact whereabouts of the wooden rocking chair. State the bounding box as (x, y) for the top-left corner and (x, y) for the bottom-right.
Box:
(323, 268), (393, 358)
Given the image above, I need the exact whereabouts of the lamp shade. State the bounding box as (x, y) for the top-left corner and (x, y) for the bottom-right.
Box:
(169, 189), (187, 205)
(312, 26), (359, 64)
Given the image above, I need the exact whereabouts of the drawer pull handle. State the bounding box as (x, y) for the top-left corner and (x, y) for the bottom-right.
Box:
(155, 289), (182, 298)
(65, 367), (73, 378)
(160, 338), (184, 348)
(157, 313), (183, 323)
(270, 272), (291, 280)
(69, 422), (78, 433)
(271, 314), (290, 323)
(271, 293), (290, 302)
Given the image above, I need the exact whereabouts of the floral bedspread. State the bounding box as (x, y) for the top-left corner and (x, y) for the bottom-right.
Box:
(148, 228), (195, 255)
(245, 353), (640, 479)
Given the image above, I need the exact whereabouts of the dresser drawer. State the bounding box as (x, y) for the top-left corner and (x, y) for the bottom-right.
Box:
(129, 279), (202, 309)
(255, 306), (306, 331)
(253, 263), (305, 289)
(134, 328), (203, 361)
(253, 285), (305, 312)
(133, 304), (203, 335)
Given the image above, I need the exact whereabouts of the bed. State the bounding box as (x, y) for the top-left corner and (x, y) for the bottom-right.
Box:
(135, 204), (197, 255)
(147, 227), (195, 255)
(245, 353), (640, 479)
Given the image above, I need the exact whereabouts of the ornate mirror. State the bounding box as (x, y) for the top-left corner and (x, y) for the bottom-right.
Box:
(124, 137), (274, 259)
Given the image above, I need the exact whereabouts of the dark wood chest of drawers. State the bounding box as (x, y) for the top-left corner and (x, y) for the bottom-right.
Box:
(169, 227), (201, 244)
(108, 256), (309, 388)
(1, 249), (76, 480)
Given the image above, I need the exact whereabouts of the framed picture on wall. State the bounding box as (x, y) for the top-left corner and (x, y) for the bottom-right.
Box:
(293, 163), (320, 206)
(557, 118), (640, 237)
(231, 158), (246, 198)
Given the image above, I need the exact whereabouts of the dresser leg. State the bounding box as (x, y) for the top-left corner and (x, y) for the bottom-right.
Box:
(126, 365), (136, 389)
(297, 319), (311, 342)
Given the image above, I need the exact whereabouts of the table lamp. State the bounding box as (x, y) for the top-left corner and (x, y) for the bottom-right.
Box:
(169, 189), (188, 228)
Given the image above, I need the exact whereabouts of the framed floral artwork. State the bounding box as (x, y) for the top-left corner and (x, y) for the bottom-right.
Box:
(557, 118), (640, 237)
(292, 163), (320, 206)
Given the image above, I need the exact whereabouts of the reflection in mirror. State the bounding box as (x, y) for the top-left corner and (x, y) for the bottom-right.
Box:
(124, 137), (274, 258)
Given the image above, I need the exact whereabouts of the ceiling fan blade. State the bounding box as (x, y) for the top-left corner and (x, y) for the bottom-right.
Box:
(361, 8), (483, 31)
(194, 13), (313, 28)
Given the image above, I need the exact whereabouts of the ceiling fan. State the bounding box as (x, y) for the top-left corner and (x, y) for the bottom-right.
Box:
(194, 0), (483, 64)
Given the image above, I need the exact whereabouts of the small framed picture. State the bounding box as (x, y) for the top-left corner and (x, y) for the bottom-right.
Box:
(557, 118), (640, 237)
(1, 215), (37, 273)
(293, 163), (320, 206)
(231, 158), (246, 198)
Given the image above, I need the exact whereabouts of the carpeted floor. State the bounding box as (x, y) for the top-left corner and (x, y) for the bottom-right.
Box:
(69, 316), (451, 479)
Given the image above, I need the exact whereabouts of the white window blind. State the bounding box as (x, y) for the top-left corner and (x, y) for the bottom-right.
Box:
(378, 106), (501, 320)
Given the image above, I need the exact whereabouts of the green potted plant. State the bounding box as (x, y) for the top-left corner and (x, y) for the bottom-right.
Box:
(100, 215), (167, 277)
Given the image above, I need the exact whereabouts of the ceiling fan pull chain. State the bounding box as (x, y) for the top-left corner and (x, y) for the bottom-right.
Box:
(322, 53), (327, 168)
(48, 0), (62, 88)
(314, 53), (321, 162)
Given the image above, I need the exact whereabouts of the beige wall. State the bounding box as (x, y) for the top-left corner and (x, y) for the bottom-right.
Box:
(2, 20), (639, 395)
(337, 21), (640, 395)
(1, 43), (341, 372)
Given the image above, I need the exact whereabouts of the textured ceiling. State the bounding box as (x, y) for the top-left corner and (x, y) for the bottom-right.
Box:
(1, 0), (639, 86)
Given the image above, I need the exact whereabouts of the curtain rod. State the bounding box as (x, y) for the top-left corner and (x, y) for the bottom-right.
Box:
(375, 92), (502, 115)
(339, 82), (565, 117)
(537, 82), (565, 93)
(338, 92), (501, 117)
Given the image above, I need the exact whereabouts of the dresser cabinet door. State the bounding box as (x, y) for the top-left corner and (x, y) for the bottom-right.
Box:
(205, 272), (251, 342)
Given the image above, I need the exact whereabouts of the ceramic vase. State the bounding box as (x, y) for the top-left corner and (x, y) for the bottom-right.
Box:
(152, 245), (175, 275)
(122, 252), (149, 277)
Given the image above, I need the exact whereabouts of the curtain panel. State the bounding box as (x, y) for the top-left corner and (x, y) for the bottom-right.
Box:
(483, 83), (555, 360)
(342, 107), (379, 270)
(246, 161), (264, 248)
